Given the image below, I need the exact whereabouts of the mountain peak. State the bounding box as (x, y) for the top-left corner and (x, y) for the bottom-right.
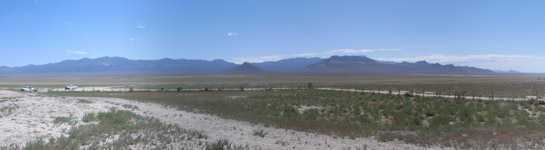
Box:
(219, 62), (267, 75)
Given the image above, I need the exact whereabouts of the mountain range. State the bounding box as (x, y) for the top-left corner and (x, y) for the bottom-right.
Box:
(0, 55), (506, 76)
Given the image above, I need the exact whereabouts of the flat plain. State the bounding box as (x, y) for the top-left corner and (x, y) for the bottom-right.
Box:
(1, 75), (545, 149)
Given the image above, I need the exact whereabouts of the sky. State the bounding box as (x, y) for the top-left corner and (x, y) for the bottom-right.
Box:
(0, 0), (544, 72)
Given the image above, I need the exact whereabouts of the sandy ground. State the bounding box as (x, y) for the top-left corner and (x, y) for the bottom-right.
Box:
(0, 90), (450, 150)
(0, 90), (111, 147)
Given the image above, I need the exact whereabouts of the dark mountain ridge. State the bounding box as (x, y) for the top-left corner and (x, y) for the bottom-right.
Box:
(219, 62), (270, 75)
(304, 56), (495, 75)
(0, 57), (237, 75)
(0, 55), (499, 76)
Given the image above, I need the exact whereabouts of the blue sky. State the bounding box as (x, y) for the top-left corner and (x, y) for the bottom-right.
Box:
(0, 0), (544, 72)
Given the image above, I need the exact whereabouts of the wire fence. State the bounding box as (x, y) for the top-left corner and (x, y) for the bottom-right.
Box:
(29, 85), (545, 102)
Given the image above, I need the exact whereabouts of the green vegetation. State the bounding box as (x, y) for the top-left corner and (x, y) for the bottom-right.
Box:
(252, 129), (267, 138)
(45, 89), (545, 149)
(122, 104), (139, 110)
(53, 116), (73, 125)
(81, 112), (96, 122)
(2, 108), (211, 150)
(3, 75), (545, 98)
(77, 99), (94, 104)
(205, 139), (231, 150)
(0, 104), (19, 118)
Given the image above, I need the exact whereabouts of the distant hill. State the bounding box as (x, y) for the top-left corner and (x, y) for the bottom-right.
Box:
(392, 61), (495, 74)
(304, 55), (495, 75)
(0, 57), (236, 76)
(494, 70), (522, 74)
(304, 56), (395, 74)
(254, 57), (323, 72)
(219, 62), (269, 75)
(0, 55), (500, 76)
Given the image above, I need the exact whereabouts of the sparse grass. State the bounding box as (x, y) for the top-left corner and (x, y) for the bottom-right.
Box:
(122, 104), (138, 110)
(205, 138), (231, 150)
(0, 104), (19, 118)
(53, 115), (77, 125)
(252, 129), (267, 138)
(43, 89), (545, 148)
(32, 75), (545, 149)
(81, 112), (96, 122)
(190, 130), (208, 139)
(77, 99), (94, 104)
(4, 108), (210, 150)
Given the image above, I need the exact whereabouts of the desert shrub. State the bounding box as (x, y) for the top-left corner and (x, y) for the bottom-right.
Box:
(53, 117), (72, 125)
(282, 106), (299, 118)
(458, 107), (474, 125)
(96, 108), (134, 125)
(122, 104), (139, 110)
(252, 129), (267, 138)
(82, 113), (97, 122)
(77, 99), (94, 104)
(476, 114), (485, 123)
(430, 114), (451, 127)
(190, 130), (208, 139)
(302, 108), (319, 120)
(515, 110), (530, 126)
(425, 109), (436, 117)
(206, 139), (231, 150)
(392, 112), (408, 126)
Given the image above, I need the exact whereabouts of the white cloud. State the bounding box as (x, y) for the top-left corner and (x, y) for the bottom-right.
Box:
(136, 25), (145, 29)
(376, 54), (545, 73)
(66, 50), (87, 55)
(130, 37), (135, 41)
(293, 52), (320, 57)
(229, 48), (409, 65)
(325, 49), (375, 54)
(231, 55), (284, 64)
(229, 48), (376, 64)
(379, 48), (403, 51)
(227, 32), (238, 36)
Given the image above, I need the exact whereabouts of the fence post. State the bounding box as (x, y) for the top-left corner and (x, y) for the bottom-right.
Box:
(512, 92), (515, 101)
(472, 90), (475, 101)
(491, 90), (494, 101)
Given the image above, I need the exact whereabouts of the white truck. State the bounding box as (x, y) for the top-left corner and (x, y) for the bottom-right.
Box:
(20, 86), (35, 91)
(65, 85), (78, 90)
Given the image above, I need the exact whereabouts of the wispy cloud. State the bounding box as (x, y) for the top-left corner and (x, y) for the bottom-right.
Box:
(325, 49), (375, 54)
(130, 37), (135, 41)
(136, 25), (145, 29)
(231, 55), (284, 64)
(379, 48), (403, 51)
(376, 54), (545, 73)
(293, 52), (320, 57)
(66, 50), (87, 55)
(230, 48), (378, 64)
(227, 32), (238, 36)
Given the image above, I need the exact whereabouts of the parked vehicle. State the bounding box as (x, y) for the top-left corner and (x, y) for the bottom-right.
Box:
(20, 86), (34, 91)
(65, 85), (78, 90)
